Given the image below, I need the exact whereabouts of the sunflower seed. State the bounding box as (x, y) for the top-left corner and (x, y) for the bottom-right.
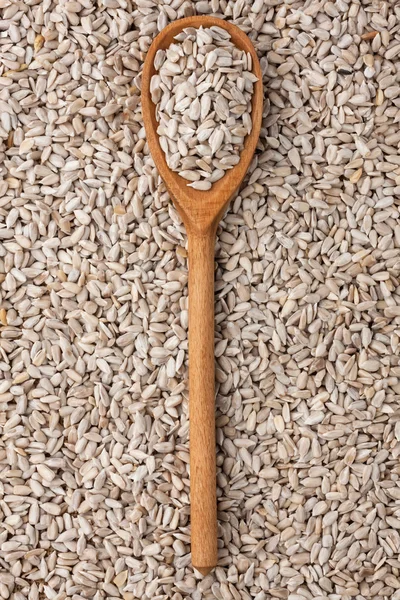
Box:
(151, 26), (257, 189)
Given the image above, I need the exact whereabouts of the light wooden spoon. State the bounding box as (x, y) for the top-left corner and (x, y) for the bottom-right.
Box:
(142, 16), (263, 575)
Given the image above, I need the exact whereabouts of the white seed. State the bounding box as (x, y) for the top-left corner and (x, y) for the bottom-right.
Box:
(151, 25), (257, 189)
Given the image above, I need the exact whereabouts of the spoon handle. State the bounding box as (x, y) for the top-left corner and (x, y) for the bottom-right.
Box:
(188, 229), (218, 575)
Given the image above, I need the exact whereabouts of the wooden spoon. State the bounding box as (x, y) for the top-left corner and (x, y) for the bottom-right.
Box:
(142, 16), (263, 575)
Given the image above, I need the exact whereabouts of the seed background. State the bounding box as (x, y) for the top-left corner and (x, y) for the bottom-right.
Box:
(1, 1), (400, 599)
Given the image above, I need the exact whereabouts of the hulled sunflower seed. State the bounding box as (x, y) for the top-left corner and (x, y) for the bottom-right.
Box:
(151, 25), (257, 189)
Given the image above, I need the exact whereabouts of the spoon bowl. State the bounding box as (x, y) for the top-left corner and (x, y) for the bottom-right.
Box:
(142, 16), (263, 575)
(142, 16), (263, 233)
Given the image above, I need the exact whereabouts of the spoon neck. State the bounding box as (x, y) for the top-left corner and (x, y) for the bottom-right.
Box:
(182, 209), (220, 239)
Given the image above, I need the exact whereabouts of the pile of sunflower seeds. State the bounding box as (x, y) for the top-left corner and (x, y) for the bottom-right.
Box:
(151, 26), (257, 190)
(2, 0), (400, 599)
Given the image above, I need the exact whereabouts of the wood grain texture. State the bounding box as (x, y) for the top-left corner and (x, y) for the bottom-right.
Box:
(141, 16), (263, 574)
(188, 230), (218, 574)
